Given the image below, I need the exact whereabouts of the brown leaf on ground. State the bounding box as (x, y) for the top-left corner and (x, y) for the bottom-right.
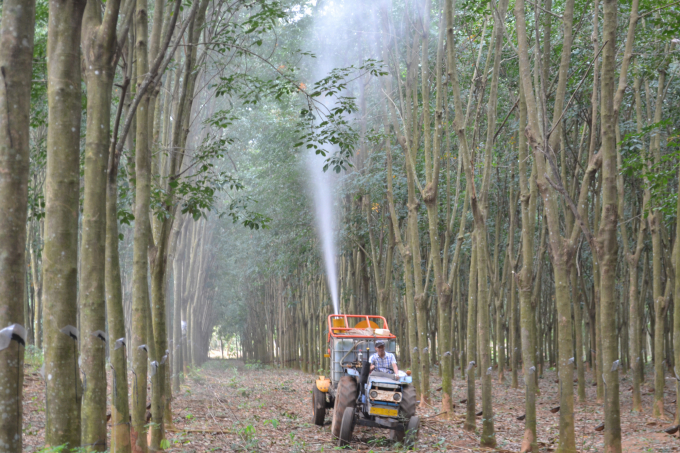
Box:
(664, 425), (680, 435)
(19, 360), (680, 452)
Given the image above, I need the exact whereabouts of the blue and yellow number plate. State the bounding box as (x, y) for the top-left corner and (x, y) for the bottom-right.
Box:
(369, 406), (399, 417)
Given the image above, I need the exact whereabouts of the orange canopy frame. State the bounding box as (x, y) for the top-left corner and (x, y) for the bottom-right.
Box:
(327, 314), (397, 341)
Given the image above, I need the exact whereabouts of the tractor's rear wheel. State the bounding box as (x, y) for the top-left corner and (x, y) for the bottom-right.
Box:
(337, 405), (355, 447)
(331, 376), (357, 438)
(399, 384), (417, 418)
(312, 385), (326, 426)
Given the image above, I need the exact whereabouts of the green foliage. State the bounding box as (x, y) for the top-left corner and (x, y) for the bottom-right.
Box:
(237, 387), (251, 397)
(187, 365), (205, 384)
(25, 344), (43, 372)
(263, 418), (279, 429)
(245, 360), (263, 370)
(236, 424), (259, 451)
(36, 446), (89, 453)
(620, 119), (679, 219)
(30, 0), (49, 128)
(295, 60), (388, 173)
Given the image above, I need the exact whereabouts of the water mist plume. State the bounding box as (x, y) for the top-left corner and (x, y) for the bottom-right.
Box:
(306, 152), (340, 315)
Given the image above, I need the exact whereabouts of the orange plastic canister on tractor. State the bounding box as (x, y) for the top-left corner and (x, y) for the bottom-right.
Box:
(315, 376), (331, 393)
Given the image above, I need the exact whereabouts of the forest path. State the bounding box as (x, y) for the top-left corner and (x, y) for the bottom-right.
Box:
(19, 358), (679, 452)
(164, 359), (678, 452)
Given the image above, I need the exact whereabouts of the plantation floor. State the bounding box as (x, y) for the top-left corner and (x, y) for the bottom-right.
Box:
(21, 358), (680, 452)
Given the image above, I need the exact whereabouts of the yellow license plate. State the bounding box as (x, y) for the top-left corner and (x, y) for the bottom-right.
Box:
(369, 406), (399, 417)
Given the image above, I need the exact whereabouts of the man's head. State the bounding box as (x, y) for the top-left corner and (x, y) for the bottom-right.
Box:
(375, 340), (385, 356)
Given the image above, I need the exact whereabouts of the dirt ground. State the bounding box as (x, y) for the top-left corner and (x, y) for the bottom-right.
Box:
(21, 359), (680, 452)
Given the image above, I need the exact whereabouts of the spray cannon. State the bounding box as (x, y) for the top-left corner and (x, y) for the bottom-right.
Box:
(311, 314), (419, 448)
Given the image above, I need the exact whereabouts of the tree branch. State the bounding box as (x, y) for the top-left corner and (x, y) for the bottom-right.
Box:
(639, 0), (680, 19)
(114, 0), (196, 159)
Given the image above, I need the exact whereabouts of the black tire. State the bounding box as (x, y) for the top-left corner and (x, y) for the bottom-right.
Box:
(331, 376), (357, 438)
(404, 416), (420, 448)
(389, 427), (405, 442)
(312, 385), (326, 426)
(337, 405), (355, 447)
(399, 384), (417, 418)
(390, 415), (420, 447)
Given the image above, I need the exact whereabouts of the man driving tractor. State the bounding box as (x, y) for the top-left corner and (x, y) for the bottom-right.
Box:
(315, 314), (419, 447)
(369, 340), (399, 375)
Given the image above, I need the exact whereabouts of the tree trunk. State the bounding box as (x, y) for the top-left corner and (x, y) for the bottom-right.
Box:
(599, 1), (621, 449)
(131, 0), (151, 449)
(464, 238), (478, 432)
(381, 29), (421, 395)
(106, 111), (133, 453)
(571, 267), (586, 402)
(30, 235), (43, 350)
(0, 1), (36, 449)
(649, 44), (671, 418)
(80, 0), (123, 448)
(171, 219), (185, 394)
(675, 167), (680, 423)
(43, 0), (86, 448)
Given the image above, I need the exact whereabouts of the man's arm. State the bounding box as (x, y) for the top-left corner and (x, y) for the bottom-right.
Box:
(391, 354), (399, 374)
(369, 354), (376, 371)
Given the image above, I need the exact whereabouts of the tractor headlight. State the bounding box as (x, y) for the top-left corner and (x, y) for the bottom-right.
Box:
(393, 393), (402, 402)
(369, 390), (378, 399)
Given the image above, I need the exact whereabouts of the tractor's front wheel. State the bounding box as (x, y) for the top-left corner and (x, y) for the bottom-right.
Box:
(404, 416), (420, 448)
(331, 376), (357, 438)
(337, 406), (355, 447)
(312, 385), (326, 426)
(389, 416), (420, 448)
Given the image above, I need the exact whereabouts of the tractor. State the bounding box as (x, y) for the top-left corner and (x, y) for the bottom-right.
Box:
(312, 314), (420, 448)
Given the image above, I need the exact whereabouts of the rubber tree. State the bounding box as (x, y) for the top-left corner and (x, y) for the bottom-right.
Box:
(381, 0), (442, 403)
(464, 239), (478, 433)
(130, 0), (152, 449)
(419, 0), (455, 417)
(43, 0), (87, 449)
(649, 42), (673, 420)
(365, 196), (395, 326)
(507, 161), (519, 390)
(598, 1), (622, 450)
(105, 4), (136, 450)
(626, 75), (648, 413)
(514, 0), (593, 450)
(516, 83), (539, 452)
(675, 128), (680, 426)
(404, 2), (431, 404)
(0, 1), (36, 450)
(379, 2), (421, 400)
(612, 0), (642, 415)
(483, 0), (510, 390)
(447, 0), (505, 444)
(148, 1), (208, 445)
(106, 0), (190, 447)
(80, 0), (123, 449)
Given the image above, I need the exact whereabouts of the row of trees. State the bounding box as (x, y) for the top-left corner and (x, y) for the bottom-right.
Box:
(3, 0), (680, 452)
(223, 1), (680, 452)
(0, 0), (305, 451)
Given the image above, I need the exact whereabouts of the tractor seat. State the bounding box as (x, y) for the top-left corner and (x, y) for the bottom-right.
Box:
(370, 371), (398, 380)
